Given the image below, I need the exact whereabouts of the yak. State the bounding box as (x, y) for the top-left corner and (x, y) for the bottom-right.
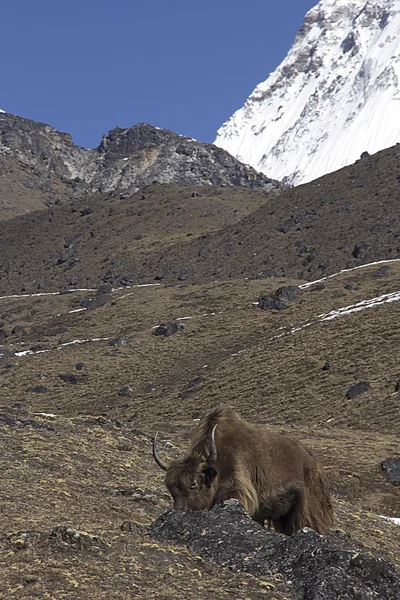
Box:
(152, 406), (334, 535)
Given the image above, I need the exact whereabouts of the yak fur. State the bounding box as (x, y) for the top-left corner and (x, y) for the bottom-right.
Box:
(158, 406), (334, 535)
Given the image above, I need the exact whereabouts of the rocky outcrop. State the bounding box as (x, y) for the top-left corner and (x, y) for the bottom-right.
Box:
(0, 113), (283, 197)
(150, 500), (400, 600)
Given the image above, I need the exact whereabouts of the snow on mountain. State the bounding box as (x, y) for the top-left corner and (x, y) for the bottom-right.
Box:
(215, 0), (400, 186)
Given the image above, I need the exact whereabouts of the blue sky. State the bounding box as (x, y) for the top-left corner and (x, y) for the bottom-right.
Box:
(2, 0), (316, 149)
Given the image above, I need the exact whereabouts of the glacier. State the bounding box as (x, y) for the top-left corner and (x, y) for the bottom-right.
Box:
(215, 0), (400, 185)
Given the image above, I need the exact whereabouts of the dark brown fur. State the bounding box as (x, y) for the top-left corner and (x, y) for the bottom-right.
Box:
(160, 407), (334, 535)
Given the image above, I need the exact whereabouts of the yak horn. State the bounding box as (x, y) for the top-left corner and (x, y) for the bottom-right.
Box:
(152, 432), (169, 471)
(207, 424), (218, 465)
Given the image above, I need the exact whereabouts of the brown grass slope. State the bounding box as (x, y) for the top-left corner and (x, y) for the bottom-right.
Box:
(1, 263), (399, 497)
(0, 261), (400, 597)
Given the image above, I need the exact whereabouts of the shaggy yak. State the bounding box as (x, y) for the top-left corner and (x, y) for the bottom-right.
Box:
(153, 406), (334, 535)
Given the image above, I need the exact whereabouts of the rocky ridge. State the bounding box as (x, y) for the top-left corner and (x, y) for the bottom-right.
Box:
(0, 112), (282, 211)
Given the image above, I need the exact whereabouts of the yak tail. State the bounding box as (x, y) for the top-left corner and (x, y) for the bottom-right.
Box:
(298, 469), (334, 535)
(308, 469), (335, 533)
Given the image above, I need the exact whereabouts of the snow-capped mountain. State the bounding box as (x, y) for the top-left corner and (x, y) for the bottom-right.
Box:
(215, 0), (400, 186)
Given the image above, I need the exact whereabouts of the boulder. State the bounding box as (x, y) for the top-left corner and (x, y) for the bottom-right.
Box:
(381, 457), (400, 485)
(345, 381), (370, 399)
(150, 501), (400, 600)
(152, 322), (184, 337)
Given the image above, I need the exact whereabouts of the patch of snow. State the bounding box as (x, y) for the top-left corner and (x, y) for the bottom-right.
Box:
(0, 288), (97, 301)
(267, 287), (400, 344)
(299, 259), (400, 289)
(59, 337), (110, 348)
(380, 515), (400, 525)
(34, 412), (56, 418)
(14, 336), (111, 358)
(318, 290), (400, 321)
(15, 349), (47, 356)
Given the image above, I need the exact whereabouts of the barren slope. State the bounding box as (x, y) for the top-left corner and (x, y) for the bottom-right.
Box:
(1, 144), (400, 293)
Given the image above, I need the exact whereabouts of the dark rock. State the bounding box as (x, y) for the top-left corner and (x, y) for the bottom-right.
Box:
(371, 265), (390, 278)
(154, 272), (165, 281)
(27, 385), (48, 393)
(75, 362), (85, 370)
(352, 242), (369, 259)
(47, 326), (69, 336)
(0, 412), (53, 431)
(258, 285), (301, 311)
(310, 283), (325, 292)
(380, 11), (389, 28)
(59, 373), (83, 384)
(178, 270), (191, 281)
(256, 269), (278, 279)
(118, 386), (133, 397)
(258, 295), (287, 311)
(0, 328), (9, 340)
(278, 218), (296, 233)
(119, 277), (131, 287)
(341, 32), (356, 53)
(11, 325), (25, 335)
(80, 207), (93, 216)
(345, 381), (370, 399)
(344, 283), (359, 290)
(152, 322), (184, 337)
(322, 361), (331, 371)
(380, 457), (400, 484)
(96, 283), (113, 296)
(56, 248), (72, 265)
(275, 286), (302, 302)
(80, 294), (112, 310)
(0, 348), (16, 362)
(29, 343), (52, 352)
(150, 501), (400, 600)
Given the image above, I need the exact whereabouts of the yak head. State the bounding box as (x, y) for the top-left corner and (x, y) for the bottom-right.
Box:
(152, 425), (218, 511)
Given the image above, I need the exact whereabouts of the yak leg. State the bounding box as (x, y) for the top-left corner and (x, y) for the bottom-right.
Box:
(272, 488), (304, 535)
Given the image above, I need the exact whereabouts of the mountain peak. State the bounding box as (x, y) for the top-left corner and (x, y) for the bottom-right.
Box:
(215, 0), (400, 185)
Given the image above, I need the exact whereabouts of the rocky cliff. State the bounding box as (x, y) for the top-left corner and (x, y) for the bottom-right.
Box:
(0, 112), (283, 209)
